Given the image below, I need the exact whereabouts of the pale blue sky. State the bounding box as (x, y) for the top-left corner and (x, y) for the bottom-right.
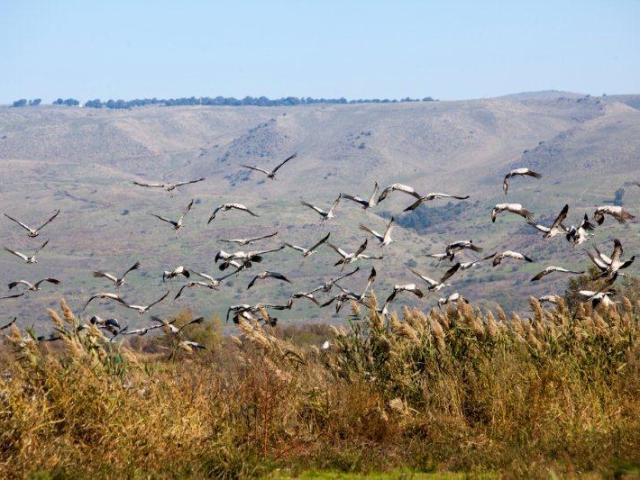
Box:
(1, 0), (638, 103)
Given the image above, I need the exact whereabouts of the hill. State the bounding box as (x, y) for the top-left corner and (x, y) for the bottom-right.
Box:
(0, 92), (639, 327)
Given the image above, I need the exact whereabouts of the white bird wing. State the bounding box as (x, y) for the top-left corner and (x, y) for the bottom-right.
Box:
(387, 183), (421, 198)
(307, 232), (331, 253)
(122, 261), (141, 279)
(257, 245), (285, 256)
(511, 251), (529, 261)
(247, 275), (261, 290)
(83, 292), (125, 311)
(0, 317), (17, 330)
(34, 240), (50, 255)
(301, 201), (325, 215)
(587, 251), (609, 270)
(4, 214), (34, 233)
(146, 291), (170, 309)
(34, 278), (61, 288)
(241, 165), (272, 175)
(426, 192), (470, 200)
(440, 263), (461, 283)
(329, 267), (360, 286)
(502, 175), (511, 194)
(354, 239), (368, 257)
(179, 199), (195, 220)
(550, 204), (569, 231)
(508, 168), (527, 176)
(378, 185), (393, 202)
(93, 271), (119, 283)
(271, 153), (297, 174)
(594, 245), (613, 265)
(0, 292), (25, 300)
(196, 269), (232, 285)
(610, 239), (623, 265)
(220, 238), (245, 245)
(368, 182), (379, 206)
(341, 193), (367, 206)
(248, 231), (278, 243)
(151, 214), (177, 226)
(8, 280), (33, 290)
(531, 269), (552, 281)
(358, 254), (383, 260)
(529, 222), (551, 233)
(190, 270), (214, 283)
(173, 177), (205, 188)
(175, 283), (195, 300)
(284, 243), (307, 254)
(533, 266), (582, 281)
(359, 267), (377, 299)
(208, 205), (224, 222)
(383, 217), (394, 240)
(230, 204), (258, 216)
(327, 196), (341, 215)
(327, 243), (349, 258)
(408, 267), (439, 287)
(133, 180), (165, 188)
(378, 183), (421, 202)
(511, 205), (533, 220)
(578, 290), (598, 298)
(4, 248), (29, 262)
(359, 224), (383, 241)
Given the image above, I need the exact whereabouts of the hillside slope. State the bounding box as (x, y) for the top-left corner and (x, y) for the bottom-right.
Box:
(0, 92), (638, 327)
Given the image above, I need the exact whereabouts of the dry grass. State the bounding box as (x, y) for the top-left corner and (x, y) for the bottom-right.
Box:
(1, 296), (640, 479)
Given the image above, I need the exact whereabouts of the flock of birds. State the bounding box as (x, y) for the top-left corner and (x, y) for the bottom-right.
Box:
(1, 152), (638, 350)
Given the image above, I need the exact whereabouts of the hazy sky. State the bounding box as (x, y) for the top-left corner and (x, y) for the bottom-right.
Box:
(1, 1), (638, 103)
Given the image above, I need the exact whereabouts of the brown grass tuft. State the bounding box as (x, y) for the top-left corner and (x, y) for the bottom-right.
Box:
(1, 298), (639, 478)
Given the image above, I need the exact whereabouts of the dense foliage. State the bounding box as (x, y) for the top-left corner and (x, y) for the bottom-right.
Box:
(1, 293), (639, 478)
(82, 95), (436, 109)
(11, 98), (41, 107)
(11, 96), (436, 109)
(53, 97), (80, 106)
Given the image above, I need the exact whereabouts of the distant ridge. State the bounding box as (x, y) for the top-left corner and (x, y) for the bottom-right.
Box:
(497, 90), (585, 101)
(5, 91), (640, 109)
(605, 94), (640, 110)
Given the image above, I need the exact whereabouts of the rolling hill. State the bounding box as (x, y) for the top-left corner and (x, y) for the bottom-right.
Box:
(1, 91), (639, 328)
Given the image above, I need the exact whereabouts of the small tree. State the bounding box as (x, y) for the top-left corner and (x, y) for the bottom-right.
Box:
(84, 99), (103, 108)
(11, 99), (27, 107)
(53, 98), (79, 106)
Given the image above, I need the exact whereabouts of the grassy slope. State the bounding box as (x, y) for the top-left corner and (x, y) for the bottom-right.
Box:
(0, 93), (639, 328)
